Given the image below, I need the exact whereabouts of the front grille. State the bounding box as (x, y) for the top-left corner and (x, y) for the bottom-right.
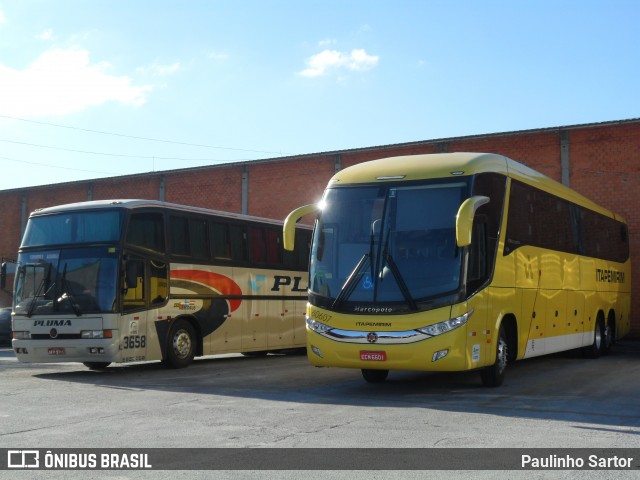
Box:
(30, 334), (82, 340)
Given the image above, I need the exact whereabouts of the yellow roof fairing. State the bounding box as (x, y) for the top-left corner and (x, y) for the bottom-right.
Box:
(327, 152), (624, 224)
(329, 153), (509, 185)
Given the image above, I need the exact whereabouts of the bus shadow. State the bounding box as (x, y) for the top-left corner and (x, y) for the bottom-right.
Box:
(30, 340), (640, 431)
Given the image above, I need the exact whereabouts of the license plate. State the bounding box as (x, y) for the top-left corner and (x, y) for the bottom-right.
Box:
(48, 348), (66, 356)
(360, 351), (386, 361)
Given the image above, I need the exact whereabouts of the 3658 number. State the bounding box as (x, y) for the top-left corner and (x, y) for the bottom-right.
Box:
(123, 335), (146, 349)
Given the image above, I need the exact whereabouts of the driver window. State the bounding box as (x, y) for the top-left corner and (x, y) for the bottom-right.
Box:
(123, 258), (145, 311)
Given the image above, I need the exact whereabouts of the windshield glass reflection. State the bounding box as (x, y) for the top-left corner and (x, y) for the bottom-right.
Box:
(310, 180), (468, 307)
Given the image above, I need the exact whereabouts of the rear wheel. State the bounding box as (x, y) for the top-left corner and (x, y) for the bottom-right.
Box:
(481, 324), (508, 387)
(361, 369), (389, 383)
(83, 362), (110, 370)
(602, 317), (614, 355)
(164, 320), (196, 368)
(583, 318), (604, 359)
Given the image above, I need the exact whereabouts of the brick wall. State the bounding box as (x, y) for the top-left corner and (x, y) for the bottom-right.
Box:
(1, 119), (638, 335)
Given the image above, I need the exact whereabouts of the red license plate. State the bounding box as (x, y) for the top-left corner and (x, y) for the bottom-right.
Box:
(48, 348), (66, 356)
(360, 351), (387, 361)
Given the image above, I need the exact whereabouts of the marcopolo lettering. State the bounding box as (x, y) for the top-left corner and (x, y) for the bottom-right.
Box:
(596, 269), (625, 283)
(271, 275), (308, 292)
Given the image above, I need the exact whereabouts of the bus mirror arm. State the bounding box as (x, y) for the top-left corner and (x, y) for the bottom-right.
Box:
(456, 196), (490, 247)
(283, 204), (320, 251)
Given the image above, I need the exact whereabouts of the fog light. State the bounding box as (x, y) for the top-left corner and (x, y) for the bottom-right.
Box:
(432, 349), (449, 362)
(311, 345), (323, 358)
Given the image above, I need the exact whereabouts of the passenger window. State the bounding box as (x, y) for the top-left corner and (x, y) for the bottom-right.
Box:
(126, 213), (165, 253)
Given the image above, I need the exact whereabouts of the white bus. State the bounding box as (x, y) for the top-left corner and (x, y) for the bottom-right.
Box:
(12, 200), (311, 369)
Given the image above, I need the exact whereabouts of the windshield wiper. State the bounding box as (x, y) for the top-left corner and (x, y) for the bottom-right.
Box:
(26, 263), (52, 318)
(380, 227), (418, 311)
(381, 253), (418, 311)
(57, 263), (82, 316)
(331, 253), (372, 310)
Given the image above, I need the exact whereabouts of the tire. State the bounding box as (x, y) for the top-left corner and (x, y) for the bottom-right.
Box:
(83, 362), (111, 370)
(481, 324), (508, 387)
(583, 318), (604, 359)
(164, 320), (196, 369)
(602, 319), (614, 355)
(361, 369), (389, 383)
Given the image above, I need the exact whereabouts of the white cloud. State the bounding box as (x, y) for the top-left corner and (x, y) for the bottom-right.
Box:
(318, 38), (337, 47)
(36, 29), (55, 41)
(207, 50), (229, 61)
(298, 48), (379, 77)
(137, 61), (181, 76)
(0, 48), (152, 117)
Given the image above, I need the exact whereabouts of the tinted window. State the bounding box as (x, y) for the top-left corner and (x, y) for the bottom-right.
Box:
(126, 213), (165, 253)
(504, 179), (628, 262)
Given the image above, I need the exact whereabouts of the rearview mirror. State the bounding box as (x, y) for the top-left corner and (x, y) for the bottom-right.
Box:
(456, 196), (490, 247)
(283, 204), (320, 251)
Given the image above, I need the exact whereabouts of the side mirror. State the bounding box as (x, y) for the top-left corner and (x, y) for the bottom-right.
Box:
(456, 196), (490, 247)
(283, 204), (320, 251)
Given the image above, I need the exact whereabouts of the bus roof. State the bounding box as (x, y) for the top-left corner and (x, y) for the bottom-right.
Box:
(29, 199), (294, 227)
(328, 152), (624, 222)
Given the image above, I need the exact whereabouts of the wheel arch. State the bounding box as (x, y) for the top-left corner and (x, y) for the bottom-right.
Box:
(170, 314), (204, 358)
(499, 313), (518, 363)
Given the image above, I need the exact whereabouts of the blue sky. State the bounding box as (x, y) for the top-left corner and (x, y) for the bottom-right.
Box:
(0, 0), (638, 191)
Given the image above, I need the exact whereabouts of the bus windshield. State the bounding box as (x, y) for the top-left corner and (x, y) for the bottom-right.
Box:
(310, 180), (469, 309)
(21, 210), (123, 247)
(14, 247), (120, 316)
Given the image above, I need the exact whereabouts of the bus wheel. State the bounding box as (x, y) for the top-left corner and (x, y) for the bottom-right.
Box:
(602, 319), (614, 355)
(481, 324), (508, 387)
(83, 362), (111, 370)
(165, 320), (196, 368)
(362, 369), (389, 383)
(583, 318), (604, 359)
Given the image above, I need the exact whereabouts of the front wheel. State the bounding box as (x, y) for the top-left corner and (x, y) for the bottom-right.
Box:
(164, 320), (197, 368)
(481, 324), (508, 387)
(362, 369), (389, 383)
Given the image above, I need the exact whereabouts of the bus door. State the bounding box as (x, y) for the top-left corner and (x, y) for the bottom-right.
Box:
(121, 255), (169, 363)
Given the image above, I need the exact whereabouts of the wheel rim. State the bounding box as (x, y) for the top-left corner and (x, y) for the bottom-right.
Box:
(594, 323), (602, 349)
(604, 323), (612, 348)
(172, 329), (192, 360)
(496, 337), (508, 374)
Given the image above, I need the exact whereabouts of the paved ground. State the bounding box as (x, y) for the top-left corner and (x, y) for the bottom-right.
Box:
(1, 340), (640, 479)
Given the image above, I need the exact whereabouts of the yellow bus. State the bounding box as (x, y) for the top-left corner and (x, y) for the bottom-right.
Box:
(11, 200), (310, 369)
(284, 152), (631, 386)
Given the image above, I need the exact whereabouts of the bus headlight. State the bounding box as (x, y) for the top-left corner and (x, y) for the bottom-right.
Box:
(81, 330), (113, 339)
(416, 309), (474, 337)
(306, 317), (332, 334)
